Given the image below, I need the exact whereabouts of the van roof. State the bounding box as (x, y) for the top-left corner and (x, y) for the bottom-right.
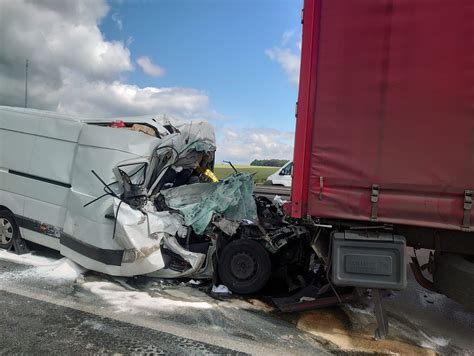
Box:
(0, 106), (174, 124)
(0, 105), (83, 122)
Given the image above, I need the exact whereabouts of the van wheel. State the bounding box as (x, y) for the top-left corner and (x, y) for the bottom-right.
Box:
(263, 180), (273, 186)
(0, 210), (18, 250)
(218, 239), (271, 294)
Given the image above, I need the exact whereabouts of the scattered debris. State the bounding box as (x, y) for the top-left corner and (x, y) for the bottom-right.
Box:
(212, 284), (232, 295)
(273, 195), (287, 207)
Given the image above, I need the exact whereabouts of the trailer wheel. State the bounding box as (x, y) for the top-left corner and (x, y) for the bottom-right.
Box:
(218, 239), (271, 294)
(0, 210), (18, 250)
(434, 253), (474, 311)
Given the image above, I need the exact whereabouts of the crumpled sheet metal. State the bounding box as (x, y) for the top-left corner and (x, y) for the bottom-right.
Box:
(147, 235), (206, 278)
(114, 199), (207, 277)
(97, 117), (217, 276)
(212, 217), (241, 236)
(162, 173), (258, 234)
(156, 122), (216, 158)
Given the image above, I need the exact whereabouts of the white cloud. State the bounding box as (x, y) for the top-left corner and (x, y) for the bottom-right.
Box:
(111, 12), (123, 30)
(215, 127), (294, 164)
(265, 47), (300, 85)
(0, 0), (293, 162)
(297, 40), (302, 51)
(0, 0), (212, 120)
(55, 76), (211, 118)
(266, 30), (301, 85)
(282, 29), (295, 45)
(136, 56), (165, 77)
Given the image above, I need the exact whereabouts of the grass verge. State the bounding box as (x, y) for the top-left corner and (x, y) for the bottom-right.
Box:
(213, 164), (279, 183)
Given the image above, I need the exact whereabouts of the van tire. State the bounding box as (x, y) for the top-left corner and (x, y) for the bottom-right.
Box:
(0, 210), (18, 250)
(263, 180), (273, 186)
(218, 239), (271, 294)
(434, 253), (474, 311)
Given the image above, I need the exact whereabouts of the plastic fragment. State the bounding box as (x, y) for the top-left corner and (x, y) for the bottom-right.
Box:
(212, 284), (232, 295)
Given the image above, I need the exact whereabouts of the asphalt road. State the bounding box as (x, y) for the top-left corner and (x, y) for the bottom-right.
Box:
(0, 254), (327, 355)
(0, 290), (240, 355)
(0, 248), (472, 355)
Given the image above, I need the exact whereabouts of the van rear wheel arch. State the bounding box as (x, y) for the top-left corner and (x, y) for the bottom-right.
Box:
(0, 205), (13, 214)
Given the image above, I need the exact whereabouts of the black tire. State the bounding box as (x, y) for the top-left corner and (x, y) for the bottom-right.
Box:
(263, 180), (273, 186)
(434, 253), (474, 311)
(0, 210), (18, 250)
(218, 239), (271, 294)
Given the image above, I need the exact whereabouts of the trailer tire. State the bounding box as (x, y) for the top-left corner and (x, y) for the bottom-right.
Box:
(0, 210), (18, 250)
(218, 239), (271, 294)
(434, 253), (474, 311)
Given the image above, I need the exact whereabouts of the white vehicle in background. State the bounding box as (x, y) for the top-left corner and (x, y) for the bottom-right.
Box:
(264, 161), (293, 187)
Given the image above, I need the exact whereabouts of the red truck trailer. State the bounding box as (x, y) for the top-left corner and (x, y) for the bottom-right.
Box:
(291, 0), (474, 311)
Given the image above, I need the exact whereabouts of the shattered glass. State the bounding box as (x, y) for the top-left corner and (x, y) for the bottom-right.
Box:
(161, 173), (258, 234)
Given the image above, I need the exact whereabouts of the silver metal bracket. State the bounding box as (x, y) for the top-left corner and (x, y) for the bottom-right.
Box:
(371, 184), (380, 221)
(373, 289), (388, 340)
(463, 190), (472, 231)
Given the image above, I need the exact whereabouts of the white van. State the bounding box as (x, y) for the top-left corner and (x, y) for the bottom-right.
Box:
(1, 107), (308, 294)
(264, 161), (293, 187)
(0, 106), (219, 277)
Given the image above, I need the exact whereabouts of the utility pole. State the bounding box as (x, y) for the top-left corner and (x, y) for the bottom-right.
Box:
(24, 59), (28, 108)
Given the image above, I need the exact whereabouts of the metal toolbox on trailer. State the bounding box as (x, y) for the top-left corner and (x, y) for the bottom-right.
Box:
(331, 231), (406, 290)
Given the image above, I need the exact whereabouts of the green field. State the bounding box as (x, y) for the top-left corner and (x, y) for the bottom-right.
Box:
(214, 164), (279, 183)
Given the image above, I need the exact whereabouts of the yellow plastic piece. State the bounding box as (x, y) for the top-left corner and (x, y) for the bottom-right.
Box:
(200, 168), (219, 182)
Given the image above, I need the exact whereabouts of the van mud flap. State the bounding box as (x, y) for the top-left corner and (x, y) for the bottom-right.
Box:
(8, 237), (30, 255)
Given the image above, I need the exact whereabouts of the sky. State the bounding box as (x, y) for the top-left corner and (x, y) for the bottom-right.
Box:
(0, 0), (303, 163)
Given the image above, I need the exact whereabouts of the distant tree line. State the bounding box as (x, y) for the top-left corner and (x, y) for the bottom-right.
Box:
(250, 159), (289, 167)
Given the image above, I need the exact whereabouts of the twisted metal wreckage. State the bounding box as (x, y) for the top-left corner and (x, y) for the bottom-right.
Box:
(97, 117), (311, 294)
(0, 107), (310, 295)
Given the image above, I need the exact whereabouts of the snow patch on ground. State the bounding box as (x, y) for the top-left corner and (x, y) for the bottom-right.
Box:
(416, 288), (448, 307)
(36, 258), (85, 280)
(81, 281), (214, 313)
(0, 251), (85, 282)
(419, 331), (450, 349)
(0, 250), (58, 266)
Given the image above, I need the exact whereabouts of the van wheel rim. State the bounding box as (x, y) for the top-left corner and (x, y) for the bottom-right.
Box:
(230, 252), (257, 281)
(0, 218), (13, 244)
